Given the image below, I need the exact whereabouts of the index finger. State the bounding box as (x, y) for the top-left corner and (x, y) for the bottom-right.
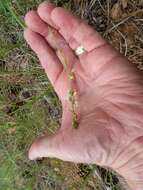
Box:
(51, 7), (107, 52)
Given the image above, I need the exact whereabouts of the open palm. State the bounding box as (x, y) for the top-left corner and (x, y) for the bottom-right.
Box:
(24, 2), (143, 189)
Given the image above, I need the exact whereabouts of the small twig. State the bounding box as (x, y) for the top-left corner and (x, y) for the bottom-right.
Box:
(111, 21), (128, 56)
(107, 0), (111, 24)
(80, 0), (85, 19)
(135, 19), (143, 22)
(105, 16), (132, 34)
(97, 0), (106, 12)
(138, 37), (143, 44)
(104, 17), (129, 56)
(89, 0), (97, 10)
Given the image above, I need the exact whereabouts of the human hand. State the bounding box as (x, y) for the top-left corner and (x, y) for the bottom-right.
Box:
(24, 2), (143, 189)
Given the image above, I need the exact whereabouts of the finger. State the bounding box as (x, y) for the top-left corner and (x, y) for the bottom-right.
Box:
(25, 11), (78, 70)
(24, 28), (63, 87)
(25, 10), (49, 37)
(37, 1), (58, 29)
(37, 2), (80, 49)
(50, 7), (107, 52)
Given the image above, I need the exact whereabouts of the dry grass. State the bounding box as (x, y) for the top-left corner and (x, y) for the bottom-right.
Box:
(0, 0), (143, 189)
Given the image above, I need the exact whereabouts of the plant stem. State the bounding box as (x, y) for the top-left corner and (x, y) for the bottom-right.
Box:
(68, 72), (79, 129)
(59, 50), (79, 129)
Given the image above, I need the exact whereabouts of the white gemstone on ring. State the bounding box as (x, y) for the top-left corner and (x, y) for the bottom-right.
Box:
(75, 46), (85, 55)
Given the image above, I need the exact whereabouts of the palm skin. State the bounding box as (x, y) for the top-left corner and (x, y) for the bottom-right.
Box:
(24, 2), (143, 189)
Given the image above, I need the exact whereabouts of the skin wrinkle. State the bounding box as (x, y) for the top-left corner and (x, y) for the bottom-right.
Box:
(103, 104), (132, 166)
(85, 140), (103, 164)
(98, 129), (112, 165)
(108, 77), (134, 86)
(103, 87), (131, 99)
(92, 55), (122, 81)
(78, 69), (133, 113)
(136, 169), (143, 176)
(126, 178), (143, 183)
(99, 78), (142, 94)
(103, 112), (126, 166)
(87, 137), (106, 165)
(106, 77), (132, 91)
(116, 149), (143, 172)
(106, 102), (142, 130)
(111, 136), (143, 170)
(79, 99), (108, 120)
(74, 62), (95, 91)
(79, 115), (111, 164)
(125, 163), (143, 172)
(113, 89), (143, 101)
(103, 100), (143, 130)
(80, 109), (105, 123)
(77, 43), (109, 77)
(96, 69), (138, 89)
(136, 164), (143, 173)
(129, 180), (143, 183)
(81, 51), (120, 82)
(106, 115), (123, 141)
(108, 93), (143, 104)
(85, 142), (94, 162)
(98, 122), (112, 165)
(125, 179), (143, 190)
(109, 81), (143, 94)
(81, 99), (110, 121)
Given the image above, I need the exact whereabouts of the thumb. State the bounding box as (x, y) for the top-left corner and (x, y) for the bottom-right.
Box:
(28, 132), (64, 160)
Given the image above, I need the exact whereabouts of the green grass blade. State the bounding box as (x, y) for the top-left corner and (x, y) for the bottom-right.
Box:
(8, 7), (26, 29)
(0, 0), (25, 29)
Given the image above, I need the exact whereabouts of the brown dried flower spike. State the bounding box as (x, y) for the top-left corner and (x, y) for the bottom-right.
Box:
(58, 50), (79, 129)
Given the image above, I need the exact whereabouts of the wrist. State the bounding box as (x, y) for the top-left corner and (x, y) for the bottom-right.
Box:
(110, 136), (143, 190)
